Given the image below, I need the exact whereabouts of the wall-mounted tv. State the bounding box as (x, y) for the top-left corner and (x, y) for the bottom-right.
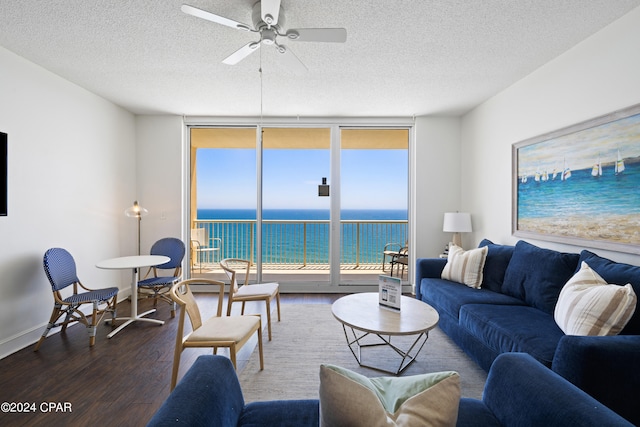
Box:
(0, 132), (6, 216)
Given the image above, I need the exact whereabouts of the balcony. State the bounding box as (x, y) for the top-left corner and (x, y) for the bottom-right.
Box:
(190, 218), (408, 283)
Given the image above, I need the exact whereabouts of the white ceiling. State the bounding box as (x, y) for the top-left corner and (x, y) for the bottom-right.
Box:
(1, 1), (639, 117)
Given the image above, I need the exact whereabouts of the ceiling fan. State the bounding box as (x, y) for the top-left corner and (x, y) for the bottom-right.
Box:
(181, 1), (347, 71)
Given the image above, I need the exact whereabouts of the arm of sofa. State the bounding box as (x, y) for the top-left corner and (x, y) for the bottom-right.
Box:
(415, 258), (447, 300)
(483, 353), (633, 427)
(147, 355), (245, 427)
(552, 335), (640, 426)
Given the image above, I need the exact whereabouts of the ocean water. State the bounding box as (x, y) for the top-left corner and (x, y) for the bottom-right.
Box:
(518, 161), (640, 219)
(195, 209), (408, 264)
(197, 208), (407, 220)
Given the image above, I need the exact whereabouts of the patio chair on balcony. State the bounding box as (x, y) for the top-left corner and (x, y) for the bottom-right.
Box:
(220, 258), (280, 341)
(390, 246), (408, 278)
(381, 242), (403, 271)
(190, 228), (222, 273)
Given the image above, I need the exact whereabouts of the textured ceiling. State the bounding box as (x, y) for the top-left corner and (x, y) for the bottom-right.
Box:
(1, 1), (639, 117)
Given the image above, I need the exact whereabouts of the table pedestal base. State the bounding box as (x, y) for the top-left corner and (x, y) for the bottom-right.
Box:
(107, 308), (165, 338)
(341, 325), (429, 375)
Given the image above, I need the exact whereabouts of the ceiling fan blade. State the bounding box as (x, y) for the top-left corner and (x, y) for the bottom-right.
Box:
(181, 4), (252, 31)
(276, 45), (307, 73)
(261, 0), (281, 27)
(286, 28), (347, 43)
(222, 42), (261, 65)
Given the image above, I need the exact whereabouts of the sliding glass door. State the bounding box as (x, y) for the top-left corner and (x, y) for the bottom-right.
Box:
(339, 129), (409, 284)
(189, 127), (257, 279)
(187, 124), (410, 289)
(261, 128), (331, 285)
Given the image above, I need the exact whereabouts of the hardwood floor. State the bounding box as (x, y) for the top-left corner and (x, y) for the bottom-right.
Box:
(0, 293), (344, 427)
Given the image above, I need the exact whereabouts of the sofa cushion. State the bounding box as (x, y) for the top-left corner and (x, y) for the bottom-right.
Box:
(478, 239), (515, 293)
(554, 262), (637, 336)
(420, 278), (525, 322)
(319, 364), (460, 427)
(578, 250), (640, 334)
(502, 241), (580, 314)
(240, 400), (320, 427)
(441, 244), (488, 289)
(460, 304), (565, 366)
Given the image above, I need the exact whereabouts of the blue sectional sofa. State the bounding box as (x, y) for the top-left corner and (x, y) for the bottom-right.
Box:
(416, 239), (640, 425)
(147, 353), (632, 426)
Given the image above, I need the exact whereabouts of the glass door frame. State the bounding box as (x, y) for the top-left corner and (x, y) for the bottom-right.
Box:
(183, 117), (415, 293)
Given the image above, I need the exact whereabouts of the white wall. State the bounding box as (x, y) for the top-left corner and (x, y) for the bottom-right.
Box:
(413, 117), (461, 259)
(0, 46), (137, 358)
(461, 6), (640, 266)
(135, 115), (184, 250)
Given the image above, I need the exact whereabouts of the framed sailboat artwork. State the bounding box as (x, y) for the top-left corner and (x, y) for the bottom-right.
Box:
(512, 103), (640, 254)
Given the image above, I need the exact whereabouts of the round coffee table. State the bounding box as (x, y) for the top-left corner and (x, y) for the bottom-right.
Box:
(332, 292), (439, 375)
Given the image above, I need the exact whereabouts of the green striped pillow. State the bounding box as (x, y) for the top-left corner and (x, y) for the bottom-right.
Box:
(441, 245), (488, 289)
(554, 261), (637, 336)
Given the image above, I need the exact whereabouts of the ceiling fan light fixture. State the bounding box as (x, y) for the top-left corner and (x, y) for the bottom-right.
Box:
(182, 1), (346, 70)
(261, 28), (277, 45)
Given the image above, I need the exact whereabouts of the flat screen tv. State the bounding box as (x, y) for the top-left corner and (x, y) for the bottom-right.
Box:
(0, 132), (6, 216)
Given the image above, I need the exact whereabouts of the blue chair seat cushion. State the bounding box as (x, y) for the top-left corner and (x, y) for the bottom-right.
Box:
(63, 287), (118, 304)
(138, 276), (179, 288)
(420, 278), (524, 321)
(460, 304), (564, 366)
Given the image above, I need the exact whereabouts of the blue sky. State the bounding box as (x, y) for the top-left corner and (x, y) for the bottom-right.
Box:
(196, 148), (408, 210)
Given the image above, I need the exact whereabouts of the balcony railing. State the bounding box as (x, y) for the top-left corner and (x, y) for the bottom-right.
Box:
(192, 219), (407, 268)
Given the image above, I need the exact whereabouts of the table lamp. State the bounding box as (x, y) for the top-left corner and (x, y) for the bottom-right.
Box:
(125, 200), (148, 255)
(443, 212), (472, 248)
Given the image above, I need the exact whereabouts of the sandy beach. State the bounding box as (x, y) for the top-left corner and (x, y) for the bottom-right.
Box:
(518, 214), (640, 245)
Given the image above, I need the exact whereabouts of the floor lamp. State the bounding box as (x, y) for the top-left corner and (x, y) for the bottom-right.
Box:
(125, 201), (148, 255)
(443, 212), (472, 249)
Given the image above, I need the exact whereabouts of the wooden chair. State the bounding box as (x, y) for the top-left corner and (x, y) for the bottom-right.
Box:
(220, 258), (280, 341)
(169, 279), (263, 390)
(137, 237), (185, 318)
(35, 248), (119, 350)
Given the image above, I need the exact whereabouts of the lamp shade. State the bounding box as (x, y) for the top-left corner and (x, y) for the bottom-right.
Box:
(443, 212), (472, 233)
(124, 200), (148, 218)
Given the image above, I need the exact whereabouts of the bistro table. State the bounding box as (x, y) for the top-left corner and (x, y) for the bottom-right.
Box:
(96, 255), (170, 338)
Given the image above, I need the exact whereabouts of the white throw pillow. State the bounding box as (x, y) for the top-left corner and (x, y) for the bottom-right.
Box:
(441, 245), (488, 289)
(319, 364), (460, 427)
(554, 261), (637, 336)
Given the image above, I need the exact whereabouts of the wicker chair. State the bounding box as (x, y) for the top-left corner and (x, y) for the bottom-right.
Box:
(34, 248), (119, 350)
(138, 237), (185, 318)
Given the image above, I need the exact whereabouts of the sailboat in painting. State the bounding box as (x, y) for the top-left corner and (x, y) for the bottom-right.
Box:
(592, 156), (602, 177)
(615, 149), (625, 175)
(561, 158), (571, 180)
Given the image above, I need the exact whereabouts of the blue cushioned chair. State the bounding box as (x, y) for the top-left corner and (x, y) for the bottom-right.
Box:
(138, 237), (185, 318)
(34, 248), (119, 350)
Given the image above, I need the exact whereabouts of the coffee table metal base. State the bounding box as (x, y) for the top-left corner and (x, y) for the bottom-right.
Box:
(340, 324), (429, 375)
